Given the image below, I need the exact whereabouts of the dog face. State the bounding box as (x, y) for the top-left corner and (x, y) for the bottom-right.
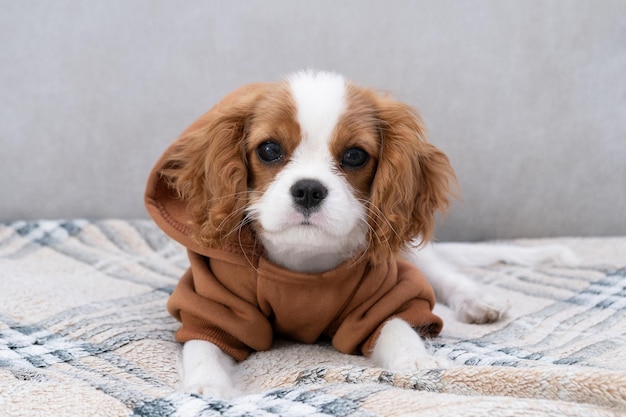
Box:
(160, 71), (455, 271)
(245, 73), (380, 271)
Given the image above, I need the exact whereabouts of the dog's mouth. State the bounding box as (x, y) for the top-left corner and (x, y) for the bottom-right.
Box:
(248, 196), (367, 243)
(282, 210), (326, 228)
(258, 214), (339, 239)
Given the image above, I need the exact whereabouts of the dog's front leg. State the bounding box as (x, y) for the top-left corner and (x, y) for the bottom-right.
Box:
(180, 340), (240, 398)
(404, 244), (511, 324)
(371, 318), (449, 371)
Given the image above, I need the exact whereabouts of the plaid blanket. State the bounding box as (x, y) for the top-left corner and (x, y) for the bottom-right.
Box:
(0, 220), (624, 416)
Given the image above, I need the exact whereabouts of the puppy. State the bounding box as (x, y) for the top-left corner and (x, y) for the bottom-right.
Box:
(145, 71), (576, 397)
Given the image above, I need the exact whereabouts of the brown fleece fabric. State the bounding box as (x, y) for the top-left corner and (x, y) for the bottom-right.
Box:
(145, 133), (443, 362)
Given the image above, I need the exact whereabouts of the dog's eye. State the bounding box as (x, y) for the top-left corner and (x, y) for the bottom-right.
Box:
(341, 147), (369, 168)
(256, 141), (284, 164)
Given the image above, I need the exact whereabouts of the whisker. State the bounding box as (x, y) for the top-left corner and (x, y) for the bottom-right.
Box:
(193, 190), (254, 206)
(210, 191), (263, 238)
(348, 232), (371, 269)
(237, 216), (261, 274)
(357, 198), (401, 244)
(356, 198), (398, 259)
(218, 206), (252, 240)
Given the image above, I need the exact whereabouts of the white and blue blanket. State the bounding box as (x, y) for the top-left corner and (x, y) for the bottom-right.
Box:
(1, 220), (624, 416)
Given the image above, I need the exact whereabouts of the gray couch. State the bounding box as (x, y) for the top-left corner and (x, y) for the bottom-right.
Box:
(2, 0), (624, 241)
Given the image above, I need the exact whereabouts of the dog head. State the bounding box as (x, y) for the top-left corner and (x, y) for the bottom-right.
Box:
(159, 71), (456, 272)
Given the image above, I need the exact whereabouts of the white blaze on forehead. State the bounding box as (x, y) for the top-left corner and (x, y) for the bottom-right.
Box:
(288, 71), (346, 153)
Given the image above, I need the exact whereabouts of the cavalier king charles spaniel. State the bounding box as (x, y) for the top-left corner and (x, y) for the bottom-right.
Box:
(146, 70), (577, 397)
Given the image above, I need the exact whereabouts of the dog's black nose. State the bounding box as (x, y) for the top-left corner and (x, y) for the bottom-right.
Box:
(290, 179), (328, 211)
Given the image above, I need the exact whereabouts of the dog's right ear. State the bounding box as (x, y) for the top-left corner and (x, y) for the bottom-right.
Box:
(148, 83), (269, 248)
(367, 95), (457, 262)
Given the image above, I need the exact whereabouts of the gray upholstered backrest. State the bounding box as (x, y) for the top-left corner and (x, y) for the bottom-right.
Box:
(1, 0), (624, 240)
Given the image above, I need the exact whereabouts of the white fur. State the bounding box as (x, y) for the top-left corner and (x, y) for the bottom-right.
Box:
(179, 71), (580, 397)
(405, 242), (578, 323)
(288, 70), (346, 146)
(248, 71), (367, 273)
(249, 163), (367, 273)
(180, 340), (240, 398)
(404, 244), (510, 324)
(372, 318), (450, 370)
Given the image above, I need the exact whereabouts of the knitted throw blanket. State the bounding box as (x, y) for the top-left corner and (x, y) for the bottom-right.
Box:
(0, 220), (624, 416)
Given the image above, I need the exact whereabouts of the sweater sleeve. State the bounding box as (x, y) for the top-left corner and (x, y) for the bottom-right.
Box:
(167, 251), (273, 362)
(360, 298), (443, 356)
(359, 259), (443, 356)
(331, 258), (443, 357)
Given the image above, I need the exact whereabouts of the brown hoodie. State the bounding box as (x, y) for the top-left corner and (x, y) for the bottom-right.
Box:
(145, 139), (443, 362)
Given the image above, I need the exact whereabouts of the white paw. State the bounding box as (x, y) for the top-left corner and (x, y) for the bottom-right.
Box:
(183, 381), (241, 399)
(372, 318), (450, 372)
(452, 293), (510, 324)
(385, 352), (451, 371)
(180, 340), (240, 399)
(540, 245), (580, 267)
(418, 353), (451, 370)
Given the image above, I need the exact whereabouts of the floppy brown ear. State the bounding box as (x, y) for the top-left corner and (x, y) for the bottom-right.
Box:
(368, 98), (457, 262)
(156, 83), (269, 247)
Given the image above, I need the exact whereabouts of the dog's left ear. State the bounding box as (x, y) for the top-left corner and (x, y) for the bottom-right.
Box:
(368, 97), (457, 262)
(146, 83), (269, 248)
